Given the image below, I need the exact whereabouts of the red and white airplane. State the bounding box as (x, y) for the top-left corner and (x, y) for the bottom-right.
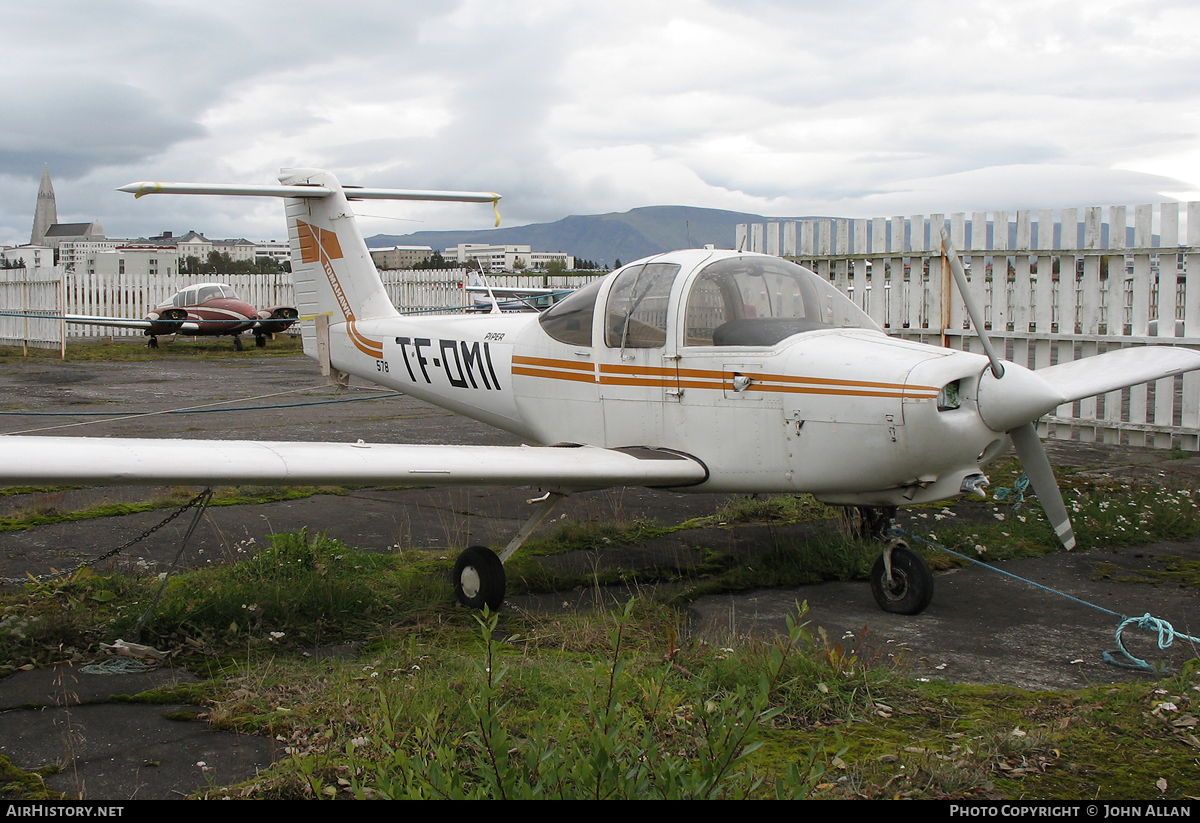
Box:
(66, 282), (298, 350)
(3, 169), (1199, 615)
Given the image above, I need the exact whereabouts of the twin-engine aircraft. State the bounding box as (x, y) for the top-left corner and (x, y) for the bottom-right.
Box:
(66, 283), (298, 350)
(3, 170), (1199, 615)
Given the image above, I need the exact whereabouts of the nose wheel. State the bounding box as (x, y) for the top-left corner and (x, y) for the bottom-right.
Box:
(870, 539), (934, 615)
(453, 546), (506, 610)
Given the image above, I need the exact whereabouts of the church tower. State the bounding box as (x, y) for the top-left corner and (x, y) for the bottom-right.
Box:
(30, 166), (58, 246)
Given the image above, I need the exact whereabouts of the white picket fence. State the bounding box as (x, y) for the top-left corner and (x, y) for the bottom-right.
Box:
(383, 269), (601, 314)
(0, 268), (602, 339)
(738, 204), (1200, 449)
(0, 268), (64, 353)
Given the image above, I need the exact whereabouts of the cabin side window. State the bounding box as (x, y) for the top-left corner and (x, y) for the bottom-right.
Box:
(603, 262), (682, 349)
(683, 257), (878, 346)
(538, 277), (604, 346)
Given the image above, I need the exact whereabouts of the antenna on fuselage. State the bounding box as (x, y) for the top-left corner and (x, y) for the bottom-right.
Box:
(473, 260), (502, 315)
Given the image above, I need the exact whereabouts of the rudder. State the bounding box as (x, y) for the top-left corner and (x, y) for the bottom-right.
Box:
(280, 169), (398, 358)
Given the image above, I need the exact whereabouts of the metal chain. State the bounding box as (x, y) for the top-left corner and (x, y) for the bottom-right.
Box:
(0, 489), (215, 585)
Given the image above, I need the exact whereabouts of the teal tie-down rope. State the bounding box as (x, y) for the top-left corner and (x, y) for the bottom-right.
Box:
(991, 473), (1030, 510)
(889, 526), (1199, 673)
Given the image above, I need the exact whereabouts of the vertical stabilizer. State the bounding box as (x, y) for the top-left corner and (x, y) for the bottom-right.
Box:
(280, 169), (398, 341)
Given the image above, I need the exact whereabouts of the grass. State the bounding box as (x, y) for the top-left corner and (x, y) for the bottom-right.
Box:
(2, 457), (1200, 799)
(0, 334), (304, 363)
(0, 525), (1196, 799)
(0, 485), (348, 532)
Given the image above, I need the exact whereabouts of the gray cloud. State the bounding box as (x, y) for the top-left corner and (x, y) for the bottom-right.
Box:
(0, 81), (206, 179)
(3, 0), (1200, 245)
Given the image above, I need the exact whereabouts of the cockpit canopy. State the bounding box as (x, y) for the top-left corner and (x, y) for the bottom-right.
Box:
(682, 255), (878, 346)
(538, 254), (878, 348)
(170, 284), (240, 307)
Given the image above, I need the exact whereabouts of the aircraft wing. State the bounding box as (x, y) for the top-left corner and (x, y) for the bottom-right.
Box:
(0, 312), (166, 332)
(1033, 346), (1200, 405)
(63, 315), (207, 333)
(0, 437), (707, 492)
(61, 314), (156, 331)
(465, 286), (562, 297)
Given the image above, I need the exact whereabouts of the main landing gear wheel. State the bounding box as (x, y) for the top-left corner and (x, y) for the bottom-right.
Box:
(147, 336), (159, 349)
(870, 540), (934, 615)
(255, 334), (267, 348)
(453, 546), (506, 610)
(234, 336), (245, 351)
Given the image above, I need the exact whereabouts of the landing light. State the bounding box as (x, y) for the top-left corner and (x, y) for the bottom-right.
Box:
(937, 380), (961, 411)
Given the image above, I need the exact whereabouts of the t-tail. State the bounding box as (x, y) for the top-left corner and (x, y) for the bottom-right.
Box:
(116, 171), (501, 360)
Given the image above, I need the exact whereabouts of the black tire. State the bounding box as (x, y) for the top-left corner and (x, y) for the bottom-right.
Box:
(255, 335), (267, 348)
(870, 543), (934, 615)
(453, 546), (506, 610)
(148, 336), (159, 350)
(234, 336), (245, 351)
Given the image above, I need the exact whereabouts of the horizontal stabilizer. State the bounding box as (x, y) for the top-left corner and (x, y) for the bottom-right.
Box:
(117, 181), (500, 203)
(0, 437), (706, 492)
(1034, 346), (1200, 404)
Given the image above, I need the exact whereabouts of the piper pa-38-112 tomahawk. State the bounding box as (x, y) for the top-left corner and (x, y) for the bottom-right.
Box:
(64, 282), (299, 350)
(4, 169), (1200, 615)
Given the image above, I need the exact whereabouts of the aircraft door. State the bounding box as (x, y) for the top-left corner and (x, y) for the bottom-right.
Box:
(665, 259), (790, 490)
(597, 261), (682, 446)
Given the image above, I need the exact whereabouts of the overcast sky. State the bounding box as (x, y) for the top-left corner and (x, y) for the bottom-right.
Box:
(2, 0), (1198, 245)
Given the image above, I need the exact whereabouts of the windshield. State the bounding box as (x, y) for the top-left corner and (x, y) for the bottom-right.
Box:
(684, 256), (878, 346)
(538, 277), (603, 346)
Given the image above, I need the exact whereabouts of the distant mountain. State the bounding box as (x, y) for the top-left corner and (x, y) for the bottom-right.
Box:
(366, 205), (815, 268)
(368, 210), (1157, 265)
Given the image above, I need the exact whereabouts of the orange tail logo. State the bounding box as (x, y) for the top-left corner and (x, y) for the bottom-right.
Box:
(296, 220), (384, 359)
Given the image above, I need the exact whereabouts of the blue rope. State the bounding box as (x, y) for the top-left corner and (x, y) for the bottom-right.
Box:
(891, 526), (1199, 673)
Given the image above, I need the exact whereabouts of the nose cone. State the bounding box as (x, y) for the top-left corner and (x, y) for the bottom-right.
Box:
(976, 362), (1068, 432)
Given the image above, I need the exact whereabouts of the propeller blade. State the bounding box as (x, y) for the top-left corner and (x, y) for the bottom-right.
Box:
(1010, 422), (1076, 550)
(940, 227), (1005, 379)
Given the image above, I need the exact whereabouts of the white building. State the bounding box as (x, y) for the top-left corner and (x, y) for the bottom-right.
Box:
(444, 243), (573, 273)
(2, 245), (54, 269)
(57, 239), (121, 270)
(255, 240), (292, 265)
(84, 246), (178, 277)
(212, 238), (256, 263)
(369, 245), (434, 269)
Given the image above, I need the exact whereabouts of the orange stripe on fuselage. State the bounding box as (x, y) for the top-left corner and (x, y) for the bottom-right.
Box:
(512, 355), (594, 372)
(348, 321), (383, 358)
(512, 366), (598, 384)
(511, 355), (597, 384)
(502, 359), (943, 399)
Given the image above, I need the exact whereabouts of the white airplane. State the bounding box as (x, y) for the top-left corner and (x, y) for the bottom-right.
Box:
(3, 169), (1199, 616)
(463, 268), (575, 313)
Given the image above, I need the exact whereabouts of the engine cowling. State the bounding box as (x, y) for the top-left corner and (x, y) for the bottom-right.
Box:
(255, 306), (299, 334)
(147, 307), (189, 335)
